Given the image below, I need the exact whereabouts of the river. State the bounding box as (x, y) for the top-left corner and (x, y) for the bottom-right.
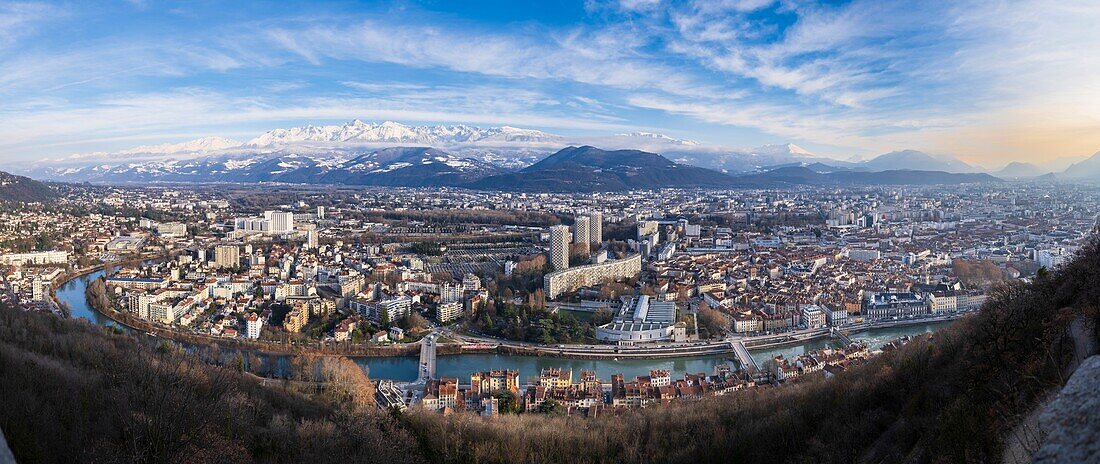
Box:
(57, 271), (954, 382)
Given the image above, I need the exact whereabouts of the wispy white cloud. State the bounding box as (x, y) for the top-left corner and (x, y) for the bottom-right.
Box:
(0, 88), (641, 160)
(2, 0), (1100, 165)
(262, 19), (720, 99)
(0, 1), (60, 51)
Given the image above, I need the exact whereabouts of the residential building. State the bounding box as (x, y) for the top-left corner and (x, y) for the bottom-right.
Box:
(863, 292), (927, 320)
(549, 225), (571, 271)
(244, 312), (263, 339)
(543, 253), (641, 300)
(0, 251), (69, 266)
(588, 211), (603, 244)
(801, 304), (826, 329)
(284, 305), (308, 333)
(214, 245), (239, 269)
(574, 215), (591, 251)
(470, 370), (520, 397)
(436, 301), (462, 324)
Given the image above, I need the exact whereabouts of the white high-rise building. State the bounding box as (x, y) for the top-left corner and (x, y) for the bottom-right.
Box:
(440, 282), (464, 304)
(31, 277), (48, 302)
(317, 206), (325, 220)
(245, 313), (263, 339)
(436, 301), (462, 324)
(588, 212), (603, 245)
(266, 211), (295, 234)
(549, 225), (571, 271)
(306, 229), (318, 249)
(462, 273), (482, 292)
(574, 215), (591, 251)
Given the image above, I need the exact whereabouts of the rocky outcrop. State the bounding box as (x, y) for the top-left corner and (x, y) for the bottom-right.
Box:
(0, 428), (15, 464)
(1031, 355), (1100, 463)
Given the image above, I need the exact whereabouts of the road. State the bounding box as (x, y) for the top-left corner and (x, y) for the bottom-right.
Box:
(443, 313), (968, 359)
(419, 332), (438, 381)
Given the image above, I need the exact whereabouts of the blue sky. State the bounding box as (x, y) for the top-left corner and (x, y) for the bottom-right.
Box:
(2, 0), (1099, 166)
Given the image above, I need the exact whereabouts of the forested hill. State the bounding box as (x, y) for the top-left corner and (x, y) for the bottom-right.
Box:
(0, 305), (425, 463)
(0, 171), (56, 203)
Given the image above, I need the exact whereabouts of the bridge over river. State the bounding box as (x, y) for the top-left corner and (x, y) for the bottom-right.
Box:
(54, 269), (958, 386)
(731, 341), (761, 373)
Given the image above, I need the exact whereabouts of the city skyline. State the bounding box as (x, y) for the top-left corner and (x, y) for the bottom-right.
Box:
(2, 1), (1100, 167)
(2, 2), (1099, 461)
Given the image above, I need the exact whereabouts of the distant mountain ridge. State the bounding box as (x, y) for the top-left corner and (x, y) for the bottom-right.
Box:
(469, 146), (733, 191)
(860, 150), (979, 173)
(1059, 151), (1100, 180)
(33, 145), (1006, 191)
(31, 119), (1095, 181)
(320, 147), (503, 186)
(731, 166), (1000, 188)
(122, 136), (243, 155)
(993, 161), (1047, 179)
(40, 148), (497, 187)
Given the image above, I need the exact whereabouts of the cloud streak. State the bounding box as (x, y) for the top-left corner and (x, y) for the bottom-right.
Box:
(1, 1), (1099, 165)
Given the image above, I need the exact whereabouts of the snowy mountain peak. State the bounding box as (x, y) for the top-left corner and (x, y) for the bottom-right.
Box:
(120, 136), (243, 155)
(751, 143), (815, 157)
(615, 132), (700, 146)
(246, 120), (562, 147)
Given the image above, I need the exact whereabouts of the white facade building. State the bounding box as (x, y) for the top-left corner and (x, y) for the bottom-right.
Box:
(543, 254), (642, 300)
(266, 211), (295, 234)
(801, 304), (826, 329)
(549, 225), (571, 271)
(574, 215), (591, 250)
(436, 301), (462, 324)
(245, 313), (263, 339)
(0, 250), (69, 266)
(588, 212), (603, 244)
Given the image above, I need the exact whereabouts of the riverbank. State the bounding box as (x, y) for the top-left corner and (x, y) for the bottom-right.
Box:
(60, 256), (963, 364)
(739, 314), (969, 350)
(85, 280), (426, 358)
(451, 313), (967, 360)
(81, 272), (965, 361)
(57, 268), (961, 382)
(48, 252), (174, 319)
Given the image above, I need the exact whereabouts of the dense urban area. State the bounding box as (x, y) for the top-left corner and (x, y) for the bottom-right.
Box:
(6, 1), (1100, 462)
(2, 182), (1095, 417)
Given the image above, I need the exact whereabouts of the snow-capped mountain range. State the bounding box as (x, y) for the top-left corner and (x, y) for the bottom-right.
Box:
(45, 147), (502, 187)
(247, 120), (563, 147)
(26, 119), (1095, 187)
(32, 120), (723, 179)
(123, 136), (244, 155)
